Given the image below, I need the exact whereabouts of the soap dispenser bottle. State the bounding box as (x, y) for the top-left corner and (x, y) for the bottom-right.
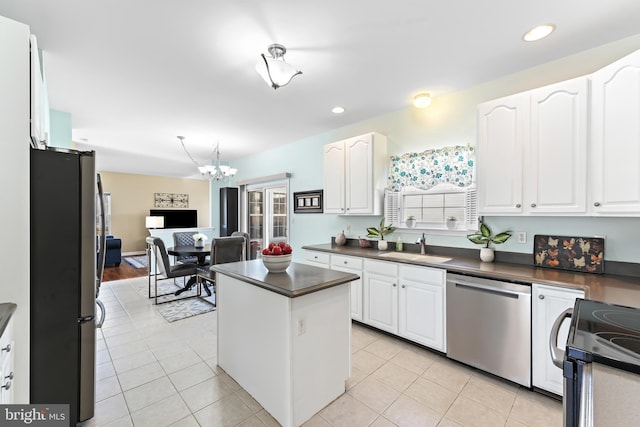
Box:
(396, 237), (403, 252)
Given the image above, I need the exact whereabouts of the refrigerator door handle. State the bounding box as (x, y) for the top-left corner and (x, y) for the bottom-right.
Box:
(96, 299), (105, 328)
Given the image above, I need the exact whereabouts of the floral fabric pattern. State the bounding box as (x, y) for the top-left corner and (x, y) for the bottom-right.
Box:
(387, 145), (475, 192)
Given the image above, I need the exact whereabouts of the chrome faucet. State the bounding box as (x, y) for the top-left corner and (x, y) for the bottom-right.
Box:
(416, 232), (426, 255)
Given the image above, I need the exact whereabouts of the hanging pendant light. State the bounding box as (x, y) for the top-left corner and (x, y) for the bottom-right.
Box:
(178, 136), (237, 181)
(255, 44), (302, 89)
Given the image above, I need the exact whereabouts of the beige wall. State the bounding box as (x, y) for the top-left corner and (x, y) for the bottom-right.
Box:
(99, 171), (211, 253)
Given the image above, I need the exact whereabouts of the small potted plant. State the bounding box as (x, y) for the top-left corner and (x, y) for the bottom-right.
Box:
(406, 216), (416, 228)
(446, 216), (457, 229)
(366, 218), (396, 251)
(192, 233), (208, 248)
(466, 221), (511, 262)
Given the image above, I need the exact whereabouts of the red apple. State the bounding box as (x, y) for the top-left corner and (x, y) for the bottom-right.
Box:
(278, 241), (287, 248)
(272, 246), (283, 255)
(262, 248), (271, 256)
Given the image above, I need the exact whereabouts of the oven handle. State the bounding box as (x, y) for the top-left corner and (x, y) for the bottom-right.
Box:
(549, 308), (573, 368)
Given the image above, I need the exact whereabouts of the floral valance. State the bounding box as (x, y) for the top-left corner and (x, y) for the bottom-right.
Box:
(387, 145), (475, 192)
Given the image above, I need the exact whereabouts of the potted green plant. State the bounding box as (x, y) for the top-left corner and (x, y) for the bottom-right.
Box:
(405, 216), (416, 228)
(466, 221), (511, 262)
(366, 218), (396, 251)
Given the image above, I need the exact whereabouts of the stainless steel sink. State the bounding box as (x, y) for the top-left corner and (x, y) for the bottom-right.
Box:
(378, 252), (452, 263)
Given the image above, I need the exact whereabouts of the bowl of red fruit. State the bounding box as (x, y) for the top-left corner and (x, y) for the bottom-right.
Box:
(261, 242), (293, 273)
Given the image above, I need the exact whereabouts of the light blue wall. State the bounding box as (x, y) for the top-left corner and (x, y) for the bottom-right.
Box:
(49, 109), (72, 148)
(219, 35), (640, 264)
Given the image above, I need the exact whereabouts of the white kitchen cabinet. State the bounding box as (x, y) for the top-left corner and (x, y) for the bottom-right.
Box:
(478, 76), (589, 216)
(0, 317), (14, 404)
(532, 283), (584, 395)
(303, 250), (330, 268)
(528, 77), (588, 214)
(363, 259), (398, 334)
(323, 132), (387, 215)
(590, 49), (640, 215)
(477, 93), (527, 214)
(331, 255), (363, 321)
(398, 265), (446, 351)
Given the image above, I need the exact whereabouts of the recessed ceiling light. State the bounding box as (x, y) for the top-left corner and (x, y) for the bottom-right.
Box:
(523, 24), (556, 42)
(332, 106), (345, 114)
(413, 93), (432, 109)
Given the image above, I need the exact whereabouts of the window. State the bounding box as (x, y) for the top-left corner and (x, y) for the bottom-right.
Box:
(242, 179), (290, 250)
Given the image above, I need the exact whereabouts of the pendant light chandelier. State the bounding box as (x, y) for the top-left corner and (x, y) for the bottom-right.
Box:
(178, 136), (237, 181)
(255, 43), (302, 89)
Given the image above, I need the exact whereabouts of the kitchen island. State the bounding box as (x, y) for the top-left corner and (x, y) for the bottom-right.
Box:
(210, 259), (359, 427)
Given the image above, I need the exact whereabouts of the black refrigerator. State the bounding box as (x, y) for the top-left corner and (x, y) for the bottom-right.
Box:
(220, 186), (239, 236)
(30, 147), (97, 424)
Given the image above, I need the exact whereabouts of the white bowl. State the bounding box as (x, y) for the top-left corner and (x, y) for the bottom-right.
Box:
(262, 254), (292, 273)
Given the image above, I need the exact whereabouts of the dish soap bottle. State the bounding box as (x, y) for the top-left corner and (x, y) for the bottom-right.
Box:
(396, 237), (403, 252)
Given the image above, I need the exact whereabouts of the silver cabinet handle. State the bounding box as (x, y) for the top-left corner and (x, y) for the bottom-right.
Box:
(594, 202), (601, 207)
(539, 294), (545, 299)
(344, 261), (348, 264)
(401, 284), (406, 288)
(1, 382), (10, 390)
(549, 308), (573, 368)
(531, 203), (537, 208)
(516, 203), (521, 208)
(392, 283), (396, 287)
(1, 344), (10, 353)
(4, 372), (13, 380)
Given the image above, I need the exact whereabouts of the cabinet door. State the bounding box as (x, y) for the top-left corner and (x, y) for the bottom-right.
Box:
(591, 50), (640, 215)
(323, 141), (345, 214)
(528, 77), (588, 214)
(532, 283), (584, 395)
(363, 272), (397, 334)
(344, 134), (374, 214)
(332, 255), (363, 321)
(399, 278), (445, 351)
(477, 94), (528, 214)
(303, 250), (330, 268)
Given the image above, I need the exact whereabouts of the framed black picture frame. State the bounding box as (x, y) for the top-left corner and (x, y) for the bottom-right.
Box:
(293, 190), (323, 213)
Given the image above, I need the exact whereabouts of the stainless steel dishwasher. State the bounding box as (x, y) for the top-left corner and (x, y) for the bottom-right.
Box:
(446, 273), (532, 387)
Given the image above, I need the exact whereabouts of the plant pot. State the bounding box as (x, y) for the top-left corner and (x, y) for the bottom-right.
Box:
(480, 247), (495, 262)
(377, 240), (388, 251)
(406, 219), (416, 228)
(194, 238), (205, 248)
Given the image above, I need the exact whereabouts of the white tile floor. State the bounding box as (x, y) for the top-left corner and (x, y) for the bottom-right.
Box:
(86, 277), (562, 427)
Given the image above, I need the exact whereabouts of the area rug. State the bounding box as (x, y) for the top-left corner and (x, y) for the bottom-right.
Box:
(132, 276), (215, 322)
(124, 255), (148, 269)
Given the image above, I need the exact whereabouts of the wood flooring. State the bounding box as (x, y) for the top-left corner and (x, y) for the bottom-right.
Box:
(101, 257), (148, 281)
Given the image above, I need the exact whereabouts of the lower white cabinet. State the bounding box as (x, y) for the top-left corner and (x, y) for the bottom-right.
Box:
(303, 250), (330, 268)
(0, 317), (14, 404)
(331, 255), (364, 321)
(398, 264), (446, 352)
(532, 283), (584, 395)
(363, 260), (398, 334)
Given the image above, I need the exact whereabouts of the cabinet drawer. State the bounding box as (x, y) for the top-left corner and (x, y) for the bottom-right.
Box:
(400, 264), (445, 284)
(331, 255), (363, 271)
(305, 250), (330, 266)
(364, 259), (398, 276)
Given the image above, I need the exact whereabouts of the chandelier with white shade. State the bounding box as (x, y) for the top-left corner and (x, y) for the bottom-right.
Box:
(178, 136), (237, 181)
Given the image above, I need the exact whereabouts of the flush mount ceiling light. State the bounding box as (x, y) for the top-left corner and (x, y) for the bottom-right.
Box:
(413, 93), (432, 109)
(331, 106), (345, 114)
(523, 24), (556, 42)
(178, 136), (237, 181)
(255, 43), (302, 89)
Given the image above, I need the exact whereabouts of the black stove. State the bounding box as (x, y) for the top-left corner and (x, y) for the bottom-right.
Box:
(567, 299), (640, 374)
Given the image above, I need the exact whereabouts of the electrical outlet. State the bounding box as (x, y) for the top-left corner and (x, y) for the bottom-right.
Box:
(517, 231), (527, 244)
(297, 319), (305, 336)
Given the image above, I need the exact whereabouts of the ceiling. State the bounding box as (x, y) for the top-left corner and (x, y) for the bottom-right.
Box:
(2, 0), (640, 179)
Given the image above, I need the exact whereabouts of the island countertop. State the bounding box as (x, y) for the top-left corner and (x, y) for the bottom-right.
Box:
(210, 259), (359, 298)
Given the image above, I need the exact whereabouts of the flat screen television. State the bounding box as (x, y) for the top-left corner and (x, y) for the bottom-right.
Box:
(149, 209), (197, 229)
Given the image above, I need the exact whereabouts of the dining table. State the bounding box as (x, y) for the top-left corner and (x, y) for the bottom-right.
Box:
(167, 244), (211, 296)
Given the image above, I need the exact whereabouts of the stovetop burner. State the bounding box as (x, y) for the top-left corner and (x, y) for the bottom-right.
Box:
(592, 309), (640, 333)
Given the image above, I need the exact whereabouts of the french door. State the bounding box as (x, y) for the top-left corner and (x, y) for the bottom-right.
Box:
(246, 182), (289, 252)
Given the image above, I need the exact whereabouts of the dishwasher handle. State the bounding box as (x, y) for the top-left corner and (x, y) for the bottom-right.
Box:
(451, 280), (528, 299)
(549, 308), (573, 368)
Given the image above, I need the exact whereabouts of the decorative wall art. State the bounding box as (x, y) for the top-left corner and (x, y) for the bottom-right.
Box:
(154, 192), (189, 208)
(533, 235), (605, 274)
(293, 190), (323, 213)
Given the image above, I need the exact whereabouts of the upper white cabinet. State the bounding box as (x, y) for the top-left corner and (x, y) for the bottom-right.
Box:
(529, 78), (588, 214)
(477, 76), (588, 215)
(532, 283), (584, 395)
(590, 49), (640, 215)
(323, 132), (388, 215)
(477, 94), (527, 214)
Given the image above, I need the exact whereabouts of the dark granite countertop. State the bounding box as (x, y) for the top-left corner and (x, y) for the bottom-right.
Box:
(210, 259), (359, 298)
(302, 243), (640, 308)
(0, 303), (17, 338)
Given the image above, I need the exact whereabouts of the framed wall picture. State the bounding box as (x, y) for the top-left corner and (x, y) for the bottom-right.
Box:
(154, 192), (189, 208)
(293, 190), (323, 213)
